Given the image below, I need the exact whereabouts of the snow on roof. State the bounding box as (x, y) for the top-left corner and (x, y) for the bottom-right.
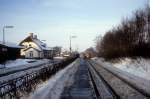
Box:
(20, 33), (53, 51)
(23, 47), (41, 52)
(0, 41), (23, 48)
(33, 38), (52, 50)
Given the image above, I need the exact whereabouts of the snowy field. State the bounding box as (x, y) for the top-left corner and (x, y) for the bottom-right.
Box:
(92, 57), (150, 81)
(29, 59), (79, 99)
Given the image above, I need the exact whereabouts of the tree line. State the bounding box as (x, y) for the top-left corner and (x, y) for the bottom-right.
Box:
(96, 4), (150, 59)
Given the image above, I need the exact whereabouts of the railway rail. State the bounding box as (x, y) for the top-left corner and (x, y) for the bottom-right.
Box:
(87, 60), (150, 99)
(0, 62), (47, 77)
(87, 60), (118, 99)
(61, 58), (117, 99)
(1, 57), (149, 99)
(0, 60), (60, 78)
(60, 59), (94, 99)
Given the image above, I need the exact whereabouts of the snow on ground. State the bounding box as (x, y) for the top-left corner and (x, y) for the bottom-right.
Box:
(29, 59), (79, 99)
(92, 57), (150, 81)
(0, 59), (52, 83)
(53, 56), (64, 60)
(0, 59), (32, 68)
(0, 59), (51, 68)
(0, 63), (51, 84)
(53, 56), (66, 62)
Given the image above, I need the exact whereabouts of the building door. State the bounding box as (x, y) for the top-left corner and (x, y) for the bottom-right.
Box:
(29, 51), (33, 58)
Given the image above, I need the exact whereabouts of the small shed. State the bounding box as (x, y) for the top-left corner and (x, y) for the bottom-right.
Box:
(0, 41), (23, 63)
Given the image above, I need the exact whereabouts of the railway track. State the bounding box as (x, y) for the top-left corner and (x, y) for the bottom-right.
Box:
(0, 57), (77, 99)
(0, 61), (61, 85)
(0, 62), (47, 77)
(0, 60), (60, 78)
(87, 60), (149, 99)
(60, 59), (94, 99)
(87, 60), (119, 99)
(2, 58), (149, 99)
(61, 58), (118, 99)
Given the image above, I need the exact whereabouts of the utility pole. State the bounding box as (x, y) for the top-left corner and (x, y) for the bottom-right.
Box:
(69, 35), (77, 55)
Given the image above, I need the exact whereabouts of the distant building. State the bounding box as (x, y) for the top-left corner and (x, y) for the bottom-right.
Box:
(84, 47), (97, 58)
(53, 46), (62, 56)
(0, 41), (22, 63)
(19, 33), (53, 59)
(61, 49), (70, 57)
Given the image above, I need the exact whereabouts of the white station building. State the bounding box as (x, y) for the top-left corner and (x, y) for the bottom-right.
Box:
(19, 33), (53, 59)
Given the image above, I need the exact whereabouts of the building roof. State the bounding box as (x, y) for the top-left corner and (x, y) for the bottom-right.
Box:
(19, 33), (52, 51)
(0, 41), (23, 49)
(33, 39), (51, 50)
(23, 47), (41, 52)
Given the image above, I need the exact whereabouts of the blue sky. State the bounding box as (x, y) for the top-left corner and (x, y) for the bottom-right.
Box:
(0, 0), (148, 51)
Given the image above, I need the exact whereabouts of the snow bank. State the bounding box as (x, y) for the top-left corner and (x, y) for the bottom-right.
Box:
(0, 59), (29, 68)
(93, 57), (150, 81)
(29, 59), (79, 99)
(0, 59), (37, 68)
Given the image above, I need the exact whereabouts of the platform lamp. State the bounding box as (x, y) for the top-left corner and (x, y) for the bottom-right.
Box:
(3, 25), (14, 44)
(2, 25), (14, 68)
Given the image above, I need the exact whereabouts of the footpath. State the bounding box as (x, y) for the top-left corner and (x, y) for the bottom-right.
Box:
(60, 59), (94, 99)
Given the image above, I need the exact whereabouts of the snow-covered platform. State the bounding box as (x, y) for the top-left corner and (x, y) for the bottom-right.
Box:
(60, 59), (94, 99)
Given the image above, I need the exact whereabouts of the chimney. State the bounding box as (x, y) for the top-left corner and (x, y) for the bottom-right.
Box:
(34, 35), (37, 39)
(29, 33), (34, 38)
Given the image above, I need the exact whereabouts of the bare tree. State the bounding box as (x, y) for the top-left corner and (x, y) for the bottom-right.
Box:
(95, 3), (150, 59)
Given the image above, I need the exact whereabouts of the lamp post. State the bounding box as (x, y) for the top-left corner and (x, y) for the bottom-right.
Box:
(2, 25), (14, 68)
(69, 35), (77, 55)
(3, 25), (14, 44)
(41, 40), (47, 59)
